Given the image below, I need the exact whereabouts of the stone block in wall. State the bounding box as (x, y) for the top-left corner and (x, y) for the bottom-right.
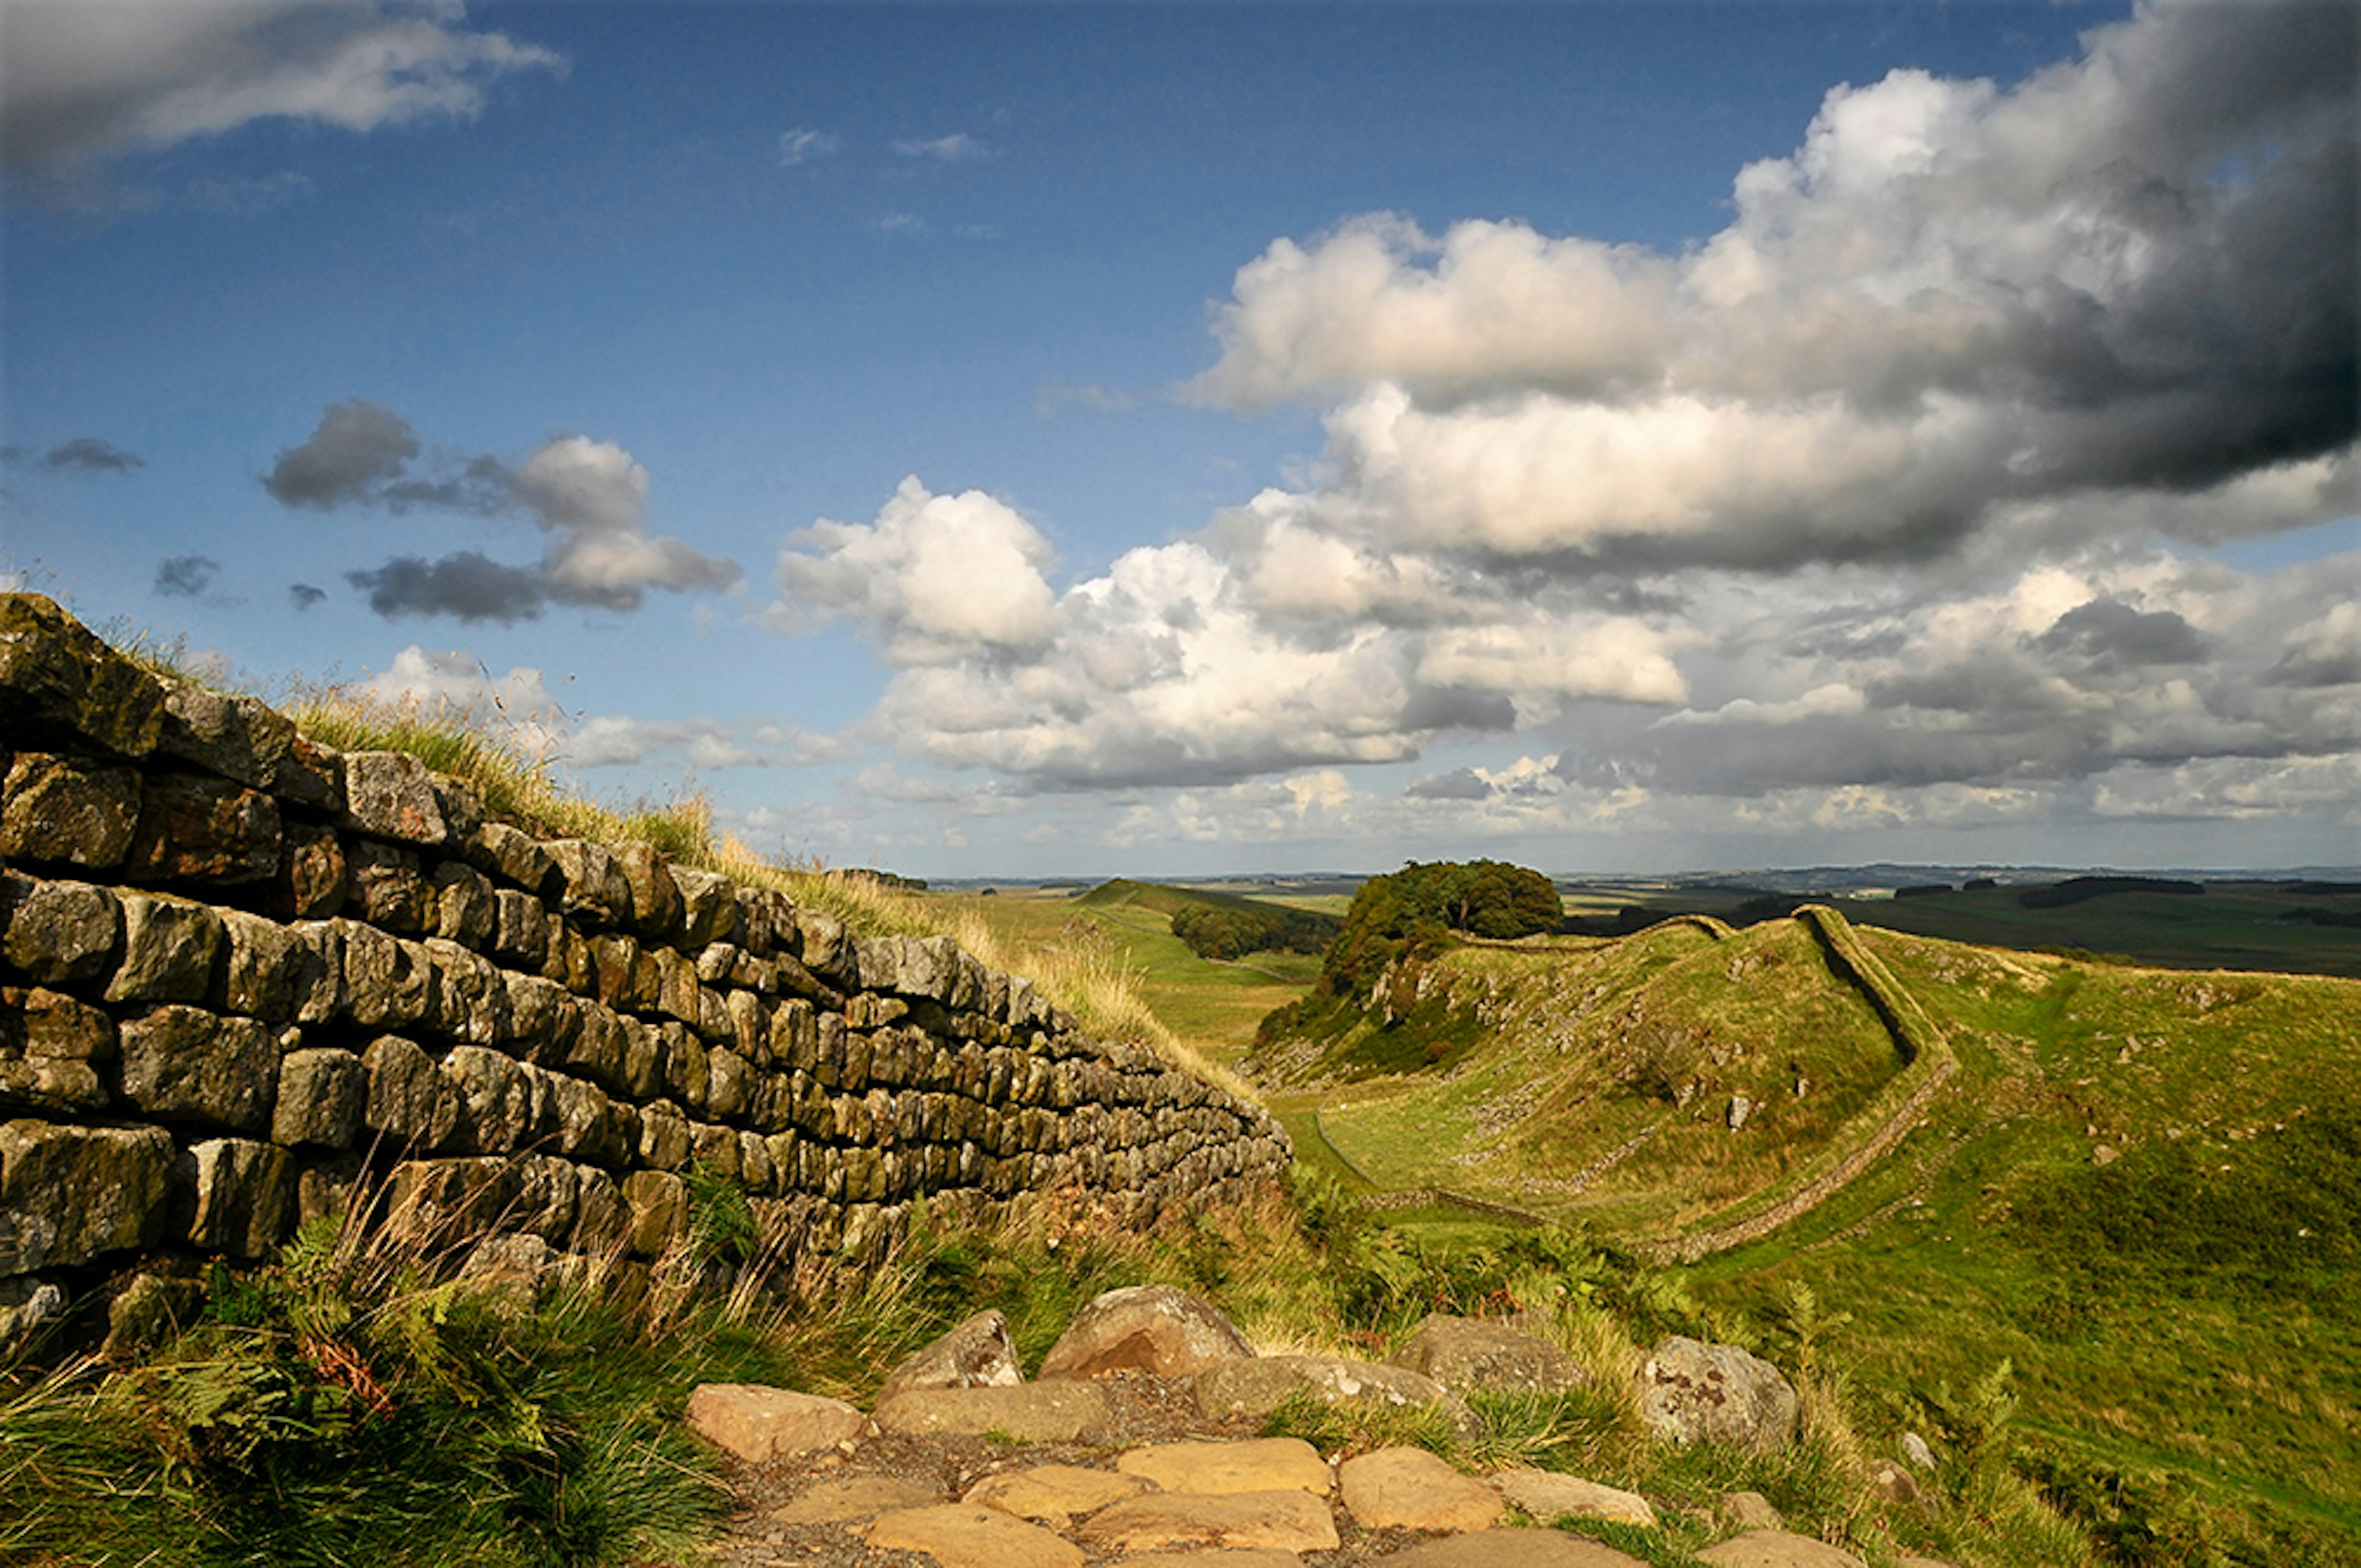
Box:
(363, 1034), (462, 1153)
(797, 911), (850, 984)
(348, 839), (432, 934)
(692, 941), (737, 986)
(622, 1015), (669, 1098)
(545, 839), (632, 929)
(429, 775), (483, 844)
(727, 951), (775, 994)
(491, 889), (549, 968)
(287, 920), (346, 1024)
(638, 1099), (690, 1171)
(1, 1119), (175, 1273)
(769, 997), (817, 1074)
(706, 1047), (752, 1122)
(384, 1154), (585, 1245)
(5, 986), (115, 1065)
(618, 843), (682, 945)
(118, 1007), (277, 1133)
(951, 951), (984, 1013)
(432, 861), (496, 948)
(1, 753), (141, 870)
(674, 866), (737, 948)
(180, 1138), (296, 1257)
(125, 774), (280, 886)
(424, 939), (508, 1046)
(503, 973), (579, 1063)
(548, 1073), (625, 1167)
(0, 1046), (105, 1115)
(158, 683), (339, 809)
(103, 893), (224, 1005)
(443, 1045), (546, 1156)
(726, 989), (770, 1067)
(558, 1004), (628, 1092)
(273, 823), (348, 921)
(666, 1026), (710, 1114)
(342, 923), (433, 1031)
(652, 945), (698, 1024)
(465, 821), (559, 898)
(589, 933), (644, 1012)
(341, 750), (447, 847)
(2, 874), (122, 987)
(737, 1131), (775, 1194)
(215, 909), (299, 1019)
(0, 593), (167, 760)
(621, 1168), (686, 1257)
(840, 1031), (872, 1093)
(274, 1048), (366, 1149)
(296, 1153), (365, 1227)
(726, 885), (772, 954)
(688, 1120), (739, 1178)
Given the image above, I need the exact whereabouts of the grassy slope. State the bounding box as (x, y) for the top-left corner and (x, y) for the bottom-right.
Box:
(1258, 911), (2361, 1543)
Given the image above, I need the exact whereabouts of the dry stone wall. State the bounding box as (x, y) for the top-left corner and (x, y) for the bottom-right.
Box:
(0, 593), (1290, 1332)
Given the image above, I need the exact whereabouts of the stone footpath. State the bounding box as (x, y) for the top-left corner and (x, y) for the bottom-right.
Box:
(681, 1286), (1961, 1568)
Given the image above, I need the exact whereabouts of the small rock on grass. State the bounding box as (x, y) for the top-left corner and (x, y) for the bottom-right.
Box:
(1717, 1491), (1785, 1530)
(770, 1475), (941, 1523)
(878, 1307), (1025, 1404)
(1695, 1529), (1869, 1568)
(865, 1503), (1085, 1568)
(1194, 1353), (1476, 1435)
(1077, 1490), (1341, 1555)
(1491, 1468), (1658, 1527)
(685, 1384), (872, 1463)
(964, 1463), (1155, 1528)
(1339, 1447), (1502, 1533)
(1377, 1531), (1651, 1568)
(1116, 1437), (1331, 1497)
(1389, 1313), (1587, 1395)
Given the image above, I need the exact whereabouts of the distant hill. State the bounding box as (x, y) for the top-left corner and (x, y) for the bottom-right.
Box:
(1078, 878), (1341, 959)
(1251, 906), (2361, 1549)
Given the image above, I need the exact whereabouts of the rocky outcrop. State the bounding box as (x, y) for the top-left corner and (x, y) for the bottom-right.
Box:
(1635, 1336), (1799, 1452)
(0, 593), (1290, 1333)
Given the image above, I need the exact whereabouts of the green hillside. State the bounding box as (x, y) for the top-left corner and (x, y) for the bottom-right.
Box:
(1254, 908), (2361, 1556)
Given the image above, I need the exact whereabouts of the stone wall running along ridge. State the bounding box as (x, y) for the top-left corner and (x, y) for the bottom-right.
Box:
(0, 593), (1292, 1339)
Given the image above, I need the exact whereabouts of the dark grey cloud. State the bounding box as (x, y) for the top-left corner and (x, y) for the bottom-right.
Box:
(2033, 599), (2211, 670)
(263, 400), (419, 509)
(41, 437), (145, 473)
(346, 552), (546, 624)
(154, 555), (219, 599)
(288, 583), (326, 611)
(1406, 769), (1493, 801)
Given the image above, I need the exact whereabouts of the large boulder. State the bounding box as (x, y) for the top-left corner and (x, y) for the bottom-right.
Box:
(1635, 1336), (1798, 1452)
(876, 1307), (1024, 1404)
(1388, 1312), (1586, 1395)
(1036, 1283), (1254, 1380)
(0, 1120), (175, 1272)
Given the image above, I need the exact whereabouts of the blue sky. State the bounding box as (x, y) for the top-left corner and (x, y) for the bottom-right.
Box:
(3, 1), (2355, 880)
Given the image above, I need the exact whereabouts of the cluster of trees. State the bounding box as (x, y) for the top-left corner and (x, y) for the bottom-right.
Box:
(1168, 901), (1335, 960)
(1272, 860), (1564, 1035)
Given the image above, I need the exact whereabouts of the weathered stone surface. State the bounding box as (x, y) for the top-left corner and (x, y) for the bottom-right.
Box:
(101, 1271), (205, 1357)
(874, 1382), (1115, 1444)
(0, 1055), (105, 1114)
(1117, 1438), (1330, 1498)
(0, 1119), (174, 1272)
(489, 888), (550, 968)
(159, 684), (337, 806)
(0, 593), (167, 759)
(1, 753), (141, 868)
(274, 1048), (367, 1149)
(5, 986), (115, 1061)
(125, 773), (280, 885)
(684, 1383), (872, 1462)
(1717, 1492), (1785, 1531)
(773, 1475), (942, 1524)
(348, 839), (432, 933)
(620, 1168), (687, 1256)
(1378, 1532), (1650, 1568)
(383, 1154), (587, 1243)
(425, 938), (510, 1045)
(465, 821), (558, 897)
(341, 922), (434, 1030)
(341, 750), (447, 845)
(1195, 1355), (1473, 1433)
(1636, 1337), (1798, 1452)
(1492, 1470), (1658, 1527)
(868, 1503), (1086, 1568)
(216, 908), (299, 1018)
(965, 1464), (1153, 1528)
(1077, 1492), (1339, 1556)
(432, 860), (497, 948)
(674, 866), (738, 947)
(619, 843), (682, 943)
(1694, 1530), (1868, 1568)
(363, 1034), (462, 1151)
(1038, 1284), (1255, 1380)
(877, 1307), (1026, 1404)
(119, 1006), (277, 1132)
(1868, 1460), (1921, 1505)
(546, 839), (632, 927)
(1339, 1447), (1500, 1534)
(2, 876), (122, 984)
(443, 1045), (547, 1154)
(274, 823), (348, 919)
(1390, 1313), (1586, 1395)
(182, 1138), (296, 1256)
(105, 892), (224, 1004)
(455, 1231), (557, 1315)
